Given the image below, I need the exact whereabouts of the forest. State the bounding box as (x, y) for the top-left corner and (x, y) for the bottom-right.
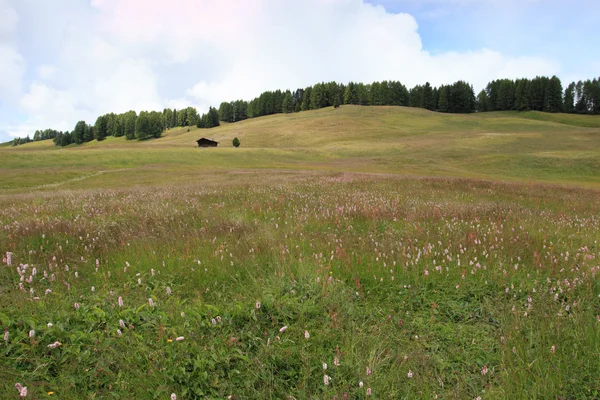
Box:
(11, 76), (600, 147)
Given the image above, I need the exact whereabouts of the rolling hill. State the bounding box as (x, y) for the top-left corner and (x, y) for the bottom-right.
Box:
(1, 106), (599, 191)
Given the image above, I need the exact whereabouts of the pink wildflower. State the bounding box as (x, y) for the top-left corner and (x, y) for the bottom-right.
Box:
(255, 301), (261, 309)
(171, 394), (177, 400)
(47, 341), (61, 349)
(28, 330), (35, 338)
(279, 326), (287, 333)
(166, 287), (172, 295)
(407, 370), (413, 378)
(176, 336), (185, 341)
(304, 330), (310, 339)
(367, 388), (372, 396)
(15, 383), (27, 397)
(4, 331), (8, 341)
(74, 302), (80, 310)
(148, 298), (154, 307)
(323, 374), (331, 386)
(551, 345), (555, 354)
(481, 365), (488, 376)
(118, 296), (123, 308)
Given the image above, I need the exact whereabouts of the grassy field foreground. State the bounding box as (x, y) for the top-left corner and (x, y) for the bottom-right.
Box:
(1, 173), (599, 399)
(1, 107), (600, 398)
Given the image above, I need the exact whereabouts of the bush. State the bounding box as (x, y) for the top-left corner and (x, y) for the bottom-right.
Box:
(232, 137), (240, 147)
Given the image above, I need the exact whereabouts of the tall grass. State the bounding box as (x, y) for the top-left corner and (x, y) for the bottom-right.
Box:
(1, 175), (599, 398)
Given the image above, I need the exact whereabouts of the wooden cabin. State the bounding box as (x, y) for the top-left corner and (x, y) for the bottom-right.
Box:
(196, 138), (218, 148)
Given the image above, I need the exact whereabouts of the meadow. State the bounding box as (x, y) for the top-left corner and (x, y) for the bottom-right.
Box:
(1, 106), (600, 399)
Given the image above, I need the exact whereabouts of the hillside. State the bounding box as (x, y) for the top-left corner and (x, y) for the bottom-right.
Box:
(1, 106), (599, 191)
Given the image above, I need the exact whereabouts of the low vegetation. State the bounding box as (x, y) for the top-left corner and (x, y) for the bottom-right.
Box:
(1, 107), (599, 398)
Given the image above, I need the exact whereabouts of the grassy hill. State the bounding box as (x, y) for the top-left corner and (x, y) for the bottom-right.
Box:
(1, 106), (599, 191)
(2, 106), (600, 398)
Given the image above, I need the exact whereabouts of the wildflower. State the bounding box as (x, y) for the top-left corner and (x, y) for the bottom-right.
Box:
(119, 319), (125, 328)
(118, 296), (123, 308)
(176, 336), (185, 341)
(323, 374), (331, 386)
(216, 316), (221, 323)
(367, 388), (372, 396)
(6, 252), (12, 266)
(334, 357), (340, 366)
(512, 347), (516, 354)
(323, 362), (328, 370)
(47, 323), (53, 328)
(148, 298), (154, 307)
(137, 278), (142, 285)
(48, 392), (54, 395)
(279, 326), (288, 333)
(74, 302), (80, 310)
(304, 330), (310, 339)
(481, 365), (488, 376)
(551, 345), (555, 354)
(29, 330), (35, 338)
(366, 367), (372, 375)
(117, 329), (122, 337)
(211, 318), (217, 325)
(171, 394), (177, 400)
(407, 370), (413, 378)
(91, 286), (95, 292)
(47, 341), (61, 348)
(166, 287), (172, 295)
(15, 383), (27, 397)
(151, 268), (155, 276)
(4, 331), (8, 341)
(255, 301), (261, 309)
(359, 381), (364, 388)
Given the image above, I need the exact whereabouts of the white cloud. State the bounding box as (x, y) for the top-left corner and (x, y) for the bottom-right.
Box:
(0, 0), (24, 104)
(3, 0), (574, 139)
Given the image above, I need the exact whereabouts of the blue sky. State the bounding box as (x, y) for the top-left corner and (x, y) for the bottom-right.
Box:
(0, 0), (598, 143)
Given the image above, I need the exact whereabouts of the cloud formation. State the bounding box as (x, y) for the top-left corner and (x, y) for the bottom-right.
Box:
(0, 0), (583, 141)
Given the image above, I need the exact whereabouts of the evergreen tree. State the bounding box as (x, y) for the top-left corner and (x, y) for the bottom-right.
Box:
(72, 121), (86, 144)
(544, 75), (563, 113)
(476, 90), (489, 112)
(282, 91), (293, 113)
(563, 82), (576, 113)
(123, 111), (137, 140)
(514, 79), (530, 111)
(301, 87), (312, 111)
(421, 82), (435, 110)
(84, 124), (94, 142)
(438, 86), (449, 112)
(94, 115), (108, 141)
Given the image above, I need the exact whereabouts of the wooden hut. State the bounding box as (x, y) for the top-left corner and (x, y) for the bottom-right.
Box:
(196, 138), (218, 147)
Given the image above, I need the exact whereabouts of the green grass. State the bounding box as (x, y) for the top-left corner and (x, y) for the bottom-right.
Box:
(1, 107), (600, 399)
(2, 107), (599, 191)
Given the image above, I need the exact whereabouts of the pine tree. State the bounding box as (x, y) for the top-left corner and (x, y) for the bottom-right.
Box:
(94, 115), (108, 141)
(476, 90), (488, 112)
(72, 121), (86, 144)
(563, 82), (576, 113)
(282, 92), (293, 113)
(438, 86), (449, 112)
(544, 76), (563, 113)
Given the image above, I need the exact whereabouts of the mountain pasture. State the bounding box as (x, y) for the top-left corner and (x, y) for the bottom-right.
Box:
(1, 107), (600, 399)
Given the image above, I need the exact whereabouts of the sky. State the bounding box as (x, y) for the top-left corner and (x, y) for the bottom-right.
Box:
(0, 0), (598, 142)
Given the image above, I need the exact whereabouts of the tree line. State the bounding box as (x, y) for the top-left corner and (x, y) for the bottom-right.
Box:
(13, 75), (598, 147)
